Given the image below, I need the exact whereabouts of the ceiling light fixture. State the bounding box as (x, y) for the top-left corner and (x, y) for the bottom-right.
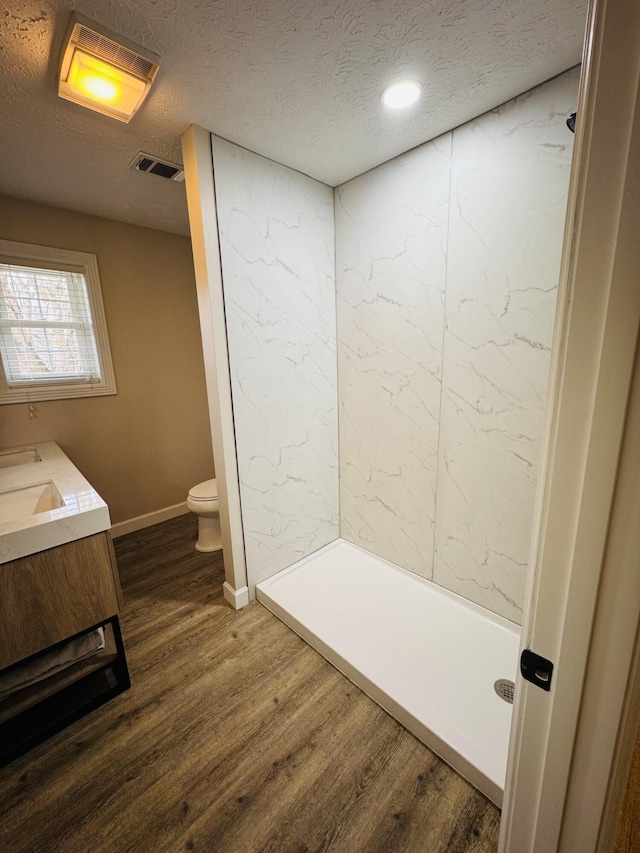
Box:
(58, 12), (160, 123)
(381, 81), (422, 110)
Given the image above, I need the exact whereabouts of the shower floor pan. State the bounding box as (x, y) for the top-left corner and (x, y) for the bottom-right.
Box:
(256, 538), (520, 806)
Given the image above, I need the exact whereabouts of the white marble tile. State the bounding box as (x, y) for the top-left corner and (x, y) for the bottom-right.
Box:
(211, 136), (339, 590)
(336, 136), (452, 577)
(433, 69), (580, 622)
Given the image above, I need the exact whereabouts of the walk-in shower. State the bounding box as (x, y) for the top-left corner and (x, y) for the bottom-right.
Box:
(185, 66), (579, 804)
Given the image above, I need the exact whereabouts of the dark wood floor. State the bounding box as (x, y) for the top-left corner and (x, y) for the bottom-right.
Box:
(614, 718), (640, 853)
(0, 515), (501, 852)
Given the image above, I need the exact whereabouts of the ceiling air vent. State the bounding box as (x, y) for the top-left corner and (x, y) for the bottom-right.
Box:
(129, 152), (185, 182)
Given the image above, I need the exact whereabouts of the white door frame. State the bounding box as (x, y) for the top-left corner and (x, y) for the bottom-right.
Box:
(500, 0), (640, 849)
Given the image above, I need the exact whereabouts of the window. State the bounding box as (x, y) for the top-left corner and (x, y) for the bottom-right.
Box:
(0, 240), (116, 403)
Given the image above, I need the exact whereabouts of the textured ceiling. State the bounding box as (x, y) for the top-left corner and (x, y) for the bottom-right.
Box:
(0, 0), (587, 236)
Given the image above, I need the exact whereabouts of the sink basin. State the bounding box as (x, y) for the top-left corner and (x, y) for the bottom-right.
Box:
(0, 442), (111, 564)
(0, 449), (41, 468)
(0, 481), (65, 524)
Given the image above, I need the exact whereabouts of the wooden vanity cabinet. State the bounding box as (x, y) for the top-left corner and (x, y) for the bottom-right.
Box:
(0, 532), (130, 765)
(0, 532), (122, 670)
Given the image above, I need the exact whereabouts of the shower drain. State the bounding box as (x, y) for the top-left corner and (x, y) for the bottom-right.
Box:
(494, 679), (515, 704)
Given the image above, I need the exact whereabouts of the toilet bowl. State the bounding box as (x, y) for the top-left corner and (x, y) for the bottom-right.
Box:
(187, 478), (222, 552)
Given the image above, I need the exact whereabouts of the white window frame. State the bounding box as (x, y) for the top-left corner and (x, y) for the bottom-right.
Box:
(0, 240), (117, 404)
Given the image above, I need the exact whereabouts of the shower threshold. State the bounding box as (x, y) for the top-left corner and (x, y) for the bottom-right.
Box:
(256, 538), (520, 806)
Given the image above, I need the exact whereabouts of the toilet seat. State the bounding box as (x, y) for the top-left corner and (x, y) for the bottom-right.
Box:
(188, 478), (218, 502)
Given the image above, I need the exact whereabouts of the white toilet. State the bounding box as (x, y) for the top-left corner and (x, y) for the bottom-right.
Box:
(187, 478), (222, 552)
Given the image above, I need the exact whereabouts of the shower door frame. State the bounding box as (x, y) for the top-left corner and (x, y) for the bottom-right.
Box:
(499, 0), (640, 850)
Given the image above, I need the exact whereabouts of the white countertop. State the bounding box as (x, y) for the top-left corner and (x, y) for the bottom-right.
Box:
(0, 442), (111, 564)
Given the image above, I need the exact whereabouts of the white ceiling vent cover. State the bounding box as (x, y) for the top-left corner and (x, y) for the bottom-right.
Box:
(129, 152), (185, 182)
(73, 24), (156, 80)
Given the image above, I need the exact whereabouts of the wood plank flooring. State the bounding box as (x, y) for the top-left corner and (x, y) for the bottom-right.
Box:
(614, 718), (640, 852)
(0, 515), (501, 852)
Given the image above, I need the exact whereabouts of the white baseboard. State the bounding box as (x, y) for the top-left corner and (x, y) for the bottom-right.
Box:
(111, 502), (189, 538)
(223, 581), (250, 610)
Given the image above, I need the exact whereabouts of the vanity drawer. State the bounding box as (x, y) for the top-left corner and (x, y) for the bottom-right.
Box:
(0, 532), (120, 670)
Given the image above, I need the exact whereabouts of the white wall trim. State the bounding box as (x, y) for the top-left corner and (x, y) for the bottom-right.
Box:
(111, 502), (189, 538)
(223, 582), (250, 610)
(181, 125), (249, 608)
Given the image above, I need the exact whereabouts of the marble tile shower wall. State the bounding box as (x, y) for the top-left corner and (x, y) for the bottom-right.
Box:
(335, 137), (452, 576)
(336, 68), (579, 623)
(433, 69), (580, 622)
(211, 136), (339, 591)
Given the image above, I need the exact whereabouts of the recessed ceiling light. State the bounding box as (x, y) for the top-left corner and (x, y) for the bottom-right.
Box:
(381, 81), (422, 110)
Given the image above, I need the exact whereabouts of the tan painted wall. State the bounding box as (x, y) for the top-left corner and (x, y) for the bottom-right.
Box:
(0, 195), (214, 525)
